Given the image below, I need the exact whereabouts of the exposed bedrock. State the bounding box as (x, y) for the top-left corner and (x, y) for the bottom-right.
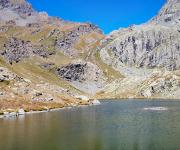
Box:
(56, 60), (105, 82)
(55, 24), (102, 56)
(1, 37), (54, 64)
(1, 37), (33, 63)
(100, 25), (180, 71)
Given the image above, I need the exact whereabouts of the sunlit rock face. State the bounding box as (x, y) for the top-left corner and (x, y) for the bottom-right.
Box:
(0, 0), (61, 26)
(56, 60), (106, 94)
(55, 24), (102, 57)
(56, 60), (104, 82)
(100, 24), (180, 71)
(0, 0), (34, 16)
(99, 0), (180, 71)
(97, 0), (180, 99)
(151, 0), (180, 27)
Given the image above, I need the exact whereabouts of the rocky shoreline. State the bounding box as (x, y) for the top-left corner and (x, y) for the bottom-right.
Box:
(0, 99), (101, 119)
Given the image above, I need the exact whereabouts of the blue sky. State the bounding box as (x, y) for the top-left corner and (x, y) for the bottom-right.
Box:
(28, 0), (165, 34)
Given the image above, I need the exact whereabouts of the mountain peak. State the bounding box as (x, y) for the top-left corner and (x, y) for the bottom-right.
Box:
(0, 0), (25, 7)
(0, 0), (34, 15)
(151, 0), (180, 26)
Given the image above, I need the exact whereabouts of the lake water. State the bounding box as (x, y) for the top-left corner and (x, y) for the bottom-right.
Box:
(1, 100), (180, 150)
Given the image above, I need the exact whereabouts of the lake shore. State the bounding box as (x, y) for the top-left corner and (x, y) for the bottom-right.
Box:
(0, 99), (101, 119)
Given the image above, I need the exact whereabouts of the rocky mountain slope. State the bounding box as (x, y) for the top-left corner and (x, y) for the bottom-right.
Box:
(0, 0), (117, 112)
(151, 0), (180, 27)
(0, 0), (180, 113)
(97, 0), (180, 99)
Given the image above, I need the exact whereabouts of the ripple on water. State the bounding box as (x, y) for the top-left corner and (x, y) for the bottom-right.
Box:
(143, 107), (168, 111)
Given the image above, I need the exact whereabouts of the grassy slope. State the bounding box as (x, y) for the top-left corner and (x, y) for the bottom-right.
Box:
(0, 22), (123, 101)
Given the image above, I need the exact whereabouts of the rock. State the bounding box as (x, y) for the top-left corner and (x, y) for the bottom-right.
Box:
(139, 70), (180, 98)
(1, 37), (33, 64)
(100, 0), (180, 71)
(141, 89), (152, 98)
(57, 63), (87, 82)
(1, 37), (54, 64)
(33, 48), (55, 58)
(91, 99), (101, 105)
(6, 20), (16, 26)
(41, 63), (55, 69)
(34, 92), (43, 97)
(0, 0), (10, 8)
(0, 67), (16, 81)
(56, 60), (105, 83)
(0, 0), (34, 16)
(0, 26), (8, 33)
(43, 107), (50, 111)
(18, 109), (25, 115)
(55, 23), (102, 55)
(151, 0), (180, 27)
(32, 95), (54, 102)
(56, 60), (105, 94)
(100, 24), (180, 71)
(45, 97), (53, 101)
(9, 112), (17, 117)
(3, 112), (9, 116)
(23, 78), (31, 83)
(75, 95), (89, 101)
(3, 112), (17, 118)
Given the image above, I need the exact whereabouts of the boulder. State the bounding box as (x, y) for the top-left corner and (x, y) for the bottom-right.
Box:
(91, 99), (101, 105)
(9, 112), (17, 117)
(18, 109), (25, 115)
(75, 95), (89, 101)
(4, 112), (17, 118)
(3, 112), (9, 116)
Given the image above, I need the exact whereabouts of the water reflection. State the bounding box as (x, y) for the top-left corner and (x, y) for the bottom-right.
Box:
(1, 100), (180, 150)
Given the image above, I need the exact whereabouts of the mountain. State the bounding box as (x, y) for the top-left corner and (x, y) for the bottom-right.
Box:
(151, 0), (180, 27)
(97, 0), (180, 99)
(0, 0), (113, 112)
(0, 0), (180, 113)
